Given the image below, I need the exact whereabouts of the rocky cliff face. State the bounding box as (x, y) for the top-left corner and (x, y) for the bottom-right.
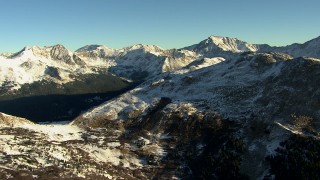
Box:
(50, 44), (73, 64)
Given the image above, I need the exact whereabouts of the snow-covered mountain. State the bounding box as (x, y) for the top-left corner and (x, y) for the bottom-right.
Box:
(0, 43), (197, 96)
(258, 36), (320, 58)
(0, 44), (107, 94)
(72, 52), (319, 135)
(183, 36), (258, 58)
(70, 51), (320, 179)
(1, 35), (320, 179)
(1, 51), (313, 179)
(183, 35), (320, 59)
(1, 35), (319, 96)
(75, 44), (167, 80)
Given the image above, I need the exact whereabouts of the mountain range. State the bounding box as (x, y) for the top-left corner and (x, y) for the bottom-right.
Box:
(0, 36), (320, 179)
(1, 35), (320, 96)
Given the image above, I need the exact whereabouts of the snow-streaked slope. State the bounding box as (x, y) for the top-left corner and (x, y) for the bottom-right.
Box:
(71, 52), (320, 179)
(0, 112), (82, 142)
(76, 44), (168, 79)
(0, 113), (148, 179)
(0, 112), (33, 127)
(72, 52), (292, 125)
(72, 52), (320, 141)
(161, 49), (200, 72)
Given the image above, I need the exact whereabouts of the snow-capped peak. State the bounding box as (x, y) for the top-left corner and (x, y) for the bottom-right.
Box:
(183, 35), (258, 57)
(123, 44), (164, 54)
(76, 45), (110, 52)
(205, 35), (258, 52)
(9, 46), (35, 60)
(207, 35), (233, 43)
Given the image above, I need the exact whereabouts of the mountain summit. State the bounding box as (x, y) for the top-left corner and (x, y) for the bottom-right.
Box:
(187, 36), (258, 53)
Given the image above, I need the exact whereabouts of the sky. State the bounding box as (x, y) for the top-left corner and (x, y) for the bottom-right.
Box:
(0, 0), (319, 52)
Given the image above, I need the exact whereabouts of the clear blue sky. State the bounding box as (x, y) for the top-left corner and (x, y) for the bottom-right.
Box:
(0, 0), (319, 52)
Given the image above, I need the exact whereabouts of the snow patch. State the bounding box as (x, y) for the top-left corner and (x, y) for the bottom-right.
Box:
(82, 145), (142, 168)
(21, 123), (83, 142)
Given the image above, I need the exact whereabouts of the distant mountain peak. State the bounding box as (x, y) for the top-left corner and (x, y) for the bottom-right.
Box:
(76, 45), (108, 52)
(207, 35), (239, 42)
(51, 44), (66, 49)
(185, 35), (258, 54)
(8, 46), (34, 59)
(124, 44), (164, 53)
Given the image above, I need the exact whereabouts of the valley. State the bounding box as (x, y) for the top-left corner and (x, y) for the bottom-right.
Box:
(0, 91), (128, 123)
